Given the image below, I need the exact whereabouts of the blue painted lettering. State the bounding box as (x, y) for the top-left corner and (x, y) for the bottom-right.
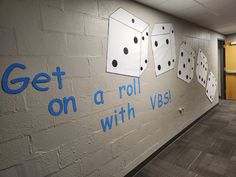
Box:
(32, 73), (51, 91)
(101, 116), (113, 132)
(48, 98), (64, 116)
(2, 63), (30, 94)
(118, 78), (141, 99)
(150, 95), (157, 110)
(100, 103), (135, 132)
(150, 90), (172, 110)
(93, 90), (104, 105)
(63, 96), (77, 114)
(158, 94), (163, 108)
(52, 66), (65, 90)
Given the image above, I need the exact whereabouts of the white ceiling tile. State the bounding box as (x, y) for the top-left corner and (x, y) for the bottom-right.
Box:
(135, 0), (168, 7)
(154, 0), (199, 13)
(195, 0), (236, 11)
(217, 24), (236, 34)
(184, 12), (217, 24)
(213, 4), (236, 17)
(174, 4), (211, 18)
(135, 0), (236, 34)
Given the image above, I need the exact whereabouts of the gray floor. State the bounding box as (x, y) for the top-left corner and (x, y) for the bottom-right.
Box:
(134, 100), (236, 177)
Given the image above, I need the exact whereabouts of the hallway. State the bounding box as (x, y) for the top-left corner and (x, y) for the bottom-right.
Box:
(134, 100), (236, 177)
(1, 1), (236, 176)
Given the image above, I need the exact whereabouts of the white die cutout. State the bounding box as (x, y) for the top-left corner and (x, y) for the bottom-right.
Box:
(206, 72), (217, 102)
(177, 42), (195, 83)
(151, 23), (176, 76)
(106, 8), (149, 77)
(196, 48), (208, 87)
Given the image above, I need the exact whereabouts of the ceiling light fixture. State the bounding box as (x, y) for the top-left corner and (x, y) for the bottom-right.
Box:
(230, 41), (236, 45)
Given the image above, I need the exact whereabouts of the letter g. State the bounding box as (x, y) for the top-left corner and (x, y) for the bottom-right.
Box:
(2, 63), (29, 94)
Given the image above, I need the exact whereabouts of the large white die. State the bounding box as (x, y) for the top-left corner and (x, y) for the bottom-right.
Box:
(177, 42), (195, 83)
(196, 48), (208, 87)
(106, 8), (149, 77)
(206, 72), (217, 102)
(151, 23), (176, 76)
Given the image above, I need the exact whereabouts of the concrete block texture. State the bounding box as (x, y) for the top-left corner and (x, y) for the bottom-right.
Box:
(0, 166), (18, 177)
(64, 0), (98, 16)
(31, 122), (78, 151)
(16, 29), (67, 56)
(0, 0), (224, 177)
(0, 137), (30, 169)
(49, 161), (82, 177)
(0, 28), (17, 55)
(17, 150), (59, 177)
(66, 34), (103, 57)
(41, 5), (84, 34)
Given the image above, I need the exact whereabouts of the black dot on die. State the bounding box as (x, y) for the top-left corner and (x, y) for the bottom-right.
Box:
(123, 47), (128, 55)
(183, 64), (185, 68)
(192, 67), (194, 70)
(199, 75), (201, 79)
(162, 26), (165, 30)
(190, 77), (191, 80)
(207, 90), (208, 93)
(112, 60), (118, 67)
(172, 59), (175, 63)
(168, 61), (171, 66)
(145, 59), (148, 63)
(179, 70), (181, 75)
(166, 39), (169, 45)
(204, 80), (206, 84)
(155, 41), (158, 47)
(186, 75), (189, 79)
(181, 52), (183, 57)
(172, 30), (174, 33)
(158, 65), (161, 70)
(146, 32), (148, 36)
(140, 67), (143, 71)
(142, 36), (145, 40)
(201, 78), (203, 82)
(134, 37), (138, 44)
(201, 62), (202, 65)
(188, 58), (190, 63)
(132, 18), (135, 23)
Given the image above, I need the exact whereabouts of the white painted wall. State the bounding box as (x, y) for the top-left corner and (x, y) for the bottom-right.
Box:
(0, 0), (224, 176)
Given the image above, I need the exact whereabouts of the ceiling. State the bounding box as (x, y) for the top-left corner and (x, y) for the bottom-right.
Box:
(135, 0), (236, 35)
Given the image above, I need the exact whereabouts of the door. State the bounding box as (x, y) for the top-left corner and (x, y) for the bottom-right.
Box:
(225, 40), (236, 100)
(218, 40), (225, 99)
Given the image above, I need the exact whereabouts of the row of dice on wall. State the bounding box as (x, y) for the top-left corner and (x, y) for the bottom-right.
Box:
(106, 8), (175, 77)
(177, 43), (217, 102)
(106, 8), (216, 102)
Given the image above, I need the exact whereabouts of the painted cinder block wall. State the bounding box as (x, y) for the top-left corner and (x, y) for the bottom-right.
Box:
(0, 0), (224, 177)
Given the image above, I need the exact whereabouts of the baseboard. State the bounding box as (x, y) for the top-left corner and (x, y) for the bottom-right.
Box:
(125, 103), (219, 177)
